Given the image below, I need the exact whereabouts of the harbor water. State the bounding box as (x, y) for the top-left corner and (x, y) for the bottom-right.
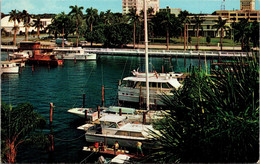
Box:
(1, 52), (211, 163)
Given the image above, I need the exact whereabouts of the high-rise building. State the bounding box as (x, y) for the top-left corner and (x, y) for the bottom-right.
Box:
(216, 0), (259, 23)
(159, 6), (182, 16)
(122, 0), (159, 15)
(240, 0), (255, 10)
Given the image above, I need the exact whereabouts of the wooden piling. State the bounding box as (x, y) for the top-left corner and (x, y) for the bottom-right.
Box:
(19, 66), (21, 75)
(154, 99), (157, 110)
(97, 106), (100, 118)
(83, 94), (85, 108)
(143, 112), (146, 125)
(139, 86), (142, 109)
(85, 109), (88, 122)
(49, 134), (54, 152)
(74, 57), (76, 64)
(50, 103), (53, 125)
(32, 64), (34, 72)
(119, 108), (122, 116)
(101, 85), (105, 107)
(85, 56), (87, 61)
(161, 65), (164, 73)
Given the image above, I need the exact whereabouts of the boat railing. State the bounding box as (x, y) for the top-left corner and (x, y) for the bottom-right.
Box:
(83, 48), (252, 57)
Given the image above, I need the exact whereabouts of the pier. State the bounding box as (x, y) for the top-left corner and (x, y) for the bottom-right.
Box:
(84, 48), (252, 59)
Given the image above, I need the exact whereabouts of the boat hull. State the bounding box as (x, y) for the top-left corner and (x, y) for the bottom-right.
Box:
(27, 59), (59, 67)
(57, 53), (96, 60)
(1, 66), (19, 74)
(85, 133), (151, 149)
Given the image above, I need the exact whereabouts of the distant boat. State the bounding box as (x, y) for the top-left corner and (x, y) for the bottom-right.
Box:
(17, 41), (63, 66)
(9, 51), (30, 59)
(1, 61), (19, 74)
(54, 47), (96, 61)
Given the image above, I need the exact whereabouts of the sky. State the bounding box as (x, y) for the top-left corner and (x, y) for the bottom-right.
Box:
(1, 0), (259, 15)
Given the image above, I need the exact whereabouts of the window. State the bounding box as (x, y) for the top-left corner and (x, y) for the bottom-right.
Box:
(149, 82), (157, 88)
(250, 13), (257, 16)
(230, 13), (236, 16)
(130, 132), (144, 137)
(115, 131), (129, 136)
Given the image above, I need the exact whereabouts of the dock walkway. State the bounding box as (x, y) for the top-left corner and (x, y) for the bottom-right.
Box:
(84, 48), (252, 58)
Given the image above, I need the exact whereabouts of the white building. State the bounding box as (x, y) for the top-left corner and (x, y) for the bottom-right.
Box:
(122, 0), (160, 15)
(1, 16), (52, 34)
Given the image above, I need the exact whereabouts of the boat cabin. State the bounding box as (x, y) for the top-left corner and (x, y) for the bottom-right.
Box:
(120, 78), (181, 90)
(99, 115), (127, 135)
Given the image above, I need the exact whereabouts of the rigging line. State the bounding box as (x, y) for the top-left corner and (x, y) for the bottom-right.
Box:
(120, 57), (129, 80)
(54, 133), (85, 142)
(83, 64), (96, 93)
(79, 151), (96, 164)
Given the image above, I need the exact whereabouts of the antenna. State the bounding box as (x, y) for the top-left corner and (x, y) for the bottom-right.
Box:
(221, 0), (225, 10)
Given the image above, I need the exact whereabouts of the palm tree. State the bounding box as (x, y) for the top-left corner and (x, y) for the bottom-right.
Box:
(178, 10), (190, 50)
(232, 18), (250, 51)
(20, 10), (31, 41)
(127, 8), (140, 49)
(32, 17), (44, 40)
(55, 12), (70, 47)
(85, 7), (98, 46)
(249, 21), (259, 48)
(193, 15), (204, 50)
(213, 16), (229, 51)
(148, 57), (259, 163)
(161, 11), (174, 50)
(9, 9), (21, 46)
(1, 103), (48, 163)
(69, 5), (84, 47)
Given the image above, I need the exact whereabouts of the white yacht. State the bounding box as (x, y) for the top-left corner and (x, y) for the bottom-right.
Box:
(1, 61), (19, 74)
(83, 115), (156, 148)
(118, 69), (183, 107)
(9, 51), (31, 59)
(54, 47), (96, 60)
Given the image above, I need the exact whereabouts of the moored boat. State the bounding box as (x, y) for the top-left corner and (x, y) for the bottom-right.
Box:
(54, 47), (96, 61)
(17, 41), (62, 66)
(1, 61), (19, 74)
(83, 115), (157, 149)
(118, 69), (184, 108)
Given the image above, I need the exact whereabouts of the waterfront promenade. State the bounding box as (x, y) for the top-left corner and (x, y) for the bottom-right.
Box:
(2, 44), (254, 59)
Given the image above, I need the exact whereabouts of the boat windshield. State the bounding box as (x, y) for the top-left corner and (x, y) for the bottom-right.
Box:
(115, 131), (144, 137)
(121, 80), (135, 87)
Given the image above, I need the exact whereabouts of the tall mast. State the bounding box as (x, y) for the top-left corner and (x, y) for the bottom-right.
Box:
(144, 0), (149, 110)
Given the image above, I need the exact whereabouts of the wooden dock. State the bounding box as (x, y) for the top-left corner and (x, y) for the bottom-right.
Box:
(83, 146), (141, 159)
(84, 48), (253, 59)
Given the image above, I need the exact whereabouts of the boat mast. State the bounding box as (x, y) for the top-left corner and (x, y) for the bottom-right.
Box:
(144, 0), (149, 111)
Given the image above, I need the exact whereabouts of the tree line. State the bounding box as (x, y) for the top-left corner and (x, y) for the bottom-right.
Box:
(3, 6), (259, 51)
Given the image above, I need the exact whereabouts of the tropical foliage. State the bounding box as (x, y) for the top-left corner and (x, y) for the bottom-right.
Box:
(213, 16), (229, 51)
(148, 57), (259, 163)
(32, 17), (44, 39)
(68, 5), (84, 46)
(9, 9), (21, 45)
(232, 19), (259, 51)
(1, 103), (48, 163)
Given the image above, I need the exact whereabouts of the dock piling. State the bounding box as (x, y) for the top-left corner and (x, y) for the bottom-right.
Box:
(101, 85), (105, 107)
(49, 134), (54, 152)
(85, 109), (88, 122)
(143, 112), (146, 124)
(97, 106), (100, 118)
(49, 103), (53, 126)
(119, 108), (122, 116)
